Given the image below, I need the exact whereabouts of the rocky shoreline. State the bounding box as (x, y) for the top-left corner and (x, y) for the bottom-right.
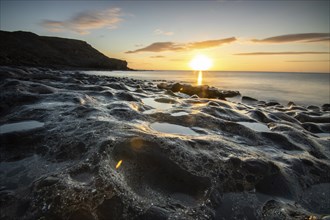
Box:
(0, 66), (329, 220)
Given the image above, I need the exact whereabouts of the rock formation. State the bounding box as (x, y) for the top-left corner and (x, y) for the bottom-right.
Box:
(157, 82), (240, 99)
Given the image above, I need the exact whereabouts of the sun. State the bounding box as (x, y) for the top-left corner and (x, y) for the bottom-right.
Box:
(189, 54), (212, 71)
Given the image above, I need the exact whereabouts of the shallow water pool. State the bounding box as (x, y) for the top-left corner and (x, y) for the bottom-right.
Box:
(0, 120), (44, 134)
(237, 122), (270, 132)
(150, 122), (199, 136)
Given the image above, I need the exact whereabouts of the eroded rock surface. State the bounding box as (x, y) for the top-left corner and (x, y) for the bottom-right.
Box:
(0, 66), (329, 219)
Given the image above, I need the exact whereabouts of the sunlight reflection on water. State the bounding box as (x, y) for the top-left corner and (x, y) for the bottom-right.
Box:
(197, 71), (203, 85)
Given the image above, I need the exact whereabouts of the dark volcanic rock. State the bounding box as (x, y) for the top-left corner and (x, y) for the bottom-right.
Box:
(0, 30), (129, 70)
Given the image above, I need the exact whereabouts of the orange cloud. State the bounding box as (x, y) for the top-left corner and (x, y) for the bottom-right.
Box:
(150, 55), (166, 58)
(41, 8), (123, 35)
(286, 60), (330, 62)
(126, 37), (236, 53)
(252, 33), (329, 43)
(126, 42), (184, 53)
(235, 51), (330, 55)
(187, 37), (236, 49)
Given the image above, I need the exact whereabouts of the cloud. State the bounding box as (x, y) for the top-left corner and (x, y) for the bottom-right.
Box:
(252, 33), (329, 43)
(286, 60), (330, 63)
(187, 37), (236, 49)
(126, 37), (236, 53)
(154, 29), (174, 36)
(170, 59), (187, 62)
(150, 55), (166, 58)
(126, 42), (184, 53)
(235, 51), (330, 55)
(41, 8), (123, 35)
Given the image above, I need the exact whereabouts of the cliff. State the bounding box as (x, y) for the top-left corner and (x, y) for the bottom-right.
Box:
(0, 30), (129, 70)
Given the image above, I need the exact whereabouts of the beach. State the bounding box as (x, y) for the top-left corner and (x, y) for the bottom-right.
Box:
(0, 66), (329, 219)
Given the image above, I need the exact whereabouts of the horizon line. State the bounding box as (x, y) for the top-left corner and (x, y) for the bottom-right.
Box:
(127, 69), (330, 74)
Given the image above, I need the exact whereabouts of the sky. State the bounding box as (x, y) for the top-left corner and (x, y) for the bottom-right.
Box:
(0, 0), (329, 72)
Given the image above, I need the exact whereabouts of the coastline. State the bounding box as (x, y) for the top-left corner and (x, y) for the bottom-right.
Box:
(0, 66), (329, 219)
(83, 69), (330, 107)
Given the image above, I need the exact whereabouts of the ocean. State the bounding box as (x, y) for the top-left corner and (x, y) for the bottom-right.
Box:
(84, 70), (330, 106)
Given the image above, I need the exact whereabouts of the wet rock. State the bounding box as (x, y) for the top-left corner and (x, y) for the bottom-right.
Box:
(289, 105), (308, 111)
(116, 91), (139, 101)
(207, 101), (220, 106)
(37, 176), (60, 188)
(228, 157), (241, 168)
(248, 110), (274, 123)
(107, 82), (128, 90)
(69, 209), (95, 220)
(242, 96), (258, 104)
(302, 122), (323, 133)
(214, 192), (261, 219)
(307, 105), (320, 111)
(322, 104), (330, 111)
(96, 196), (125, 220)
(245, 175), (255, 183)
(256, 172), (293, 198)
(298, 183), (330, 214)
(54, 141), (88, 161)
(242, 159), (270, 175)
(287, 101), (295, 107)
(295, 112), (330, 123)
(190, 94), (199, 99)
(261, 132), (301, 151)
(111, 138), (211, 203)
(271, 112), (300, 124)
(265, 101), (280, 106)
(262, 200), (317, 220)
(137, 206), (169, 220)
(0, 66), (329, 219)
(100, 90), (114, 98)
(157, 82), (239, 99)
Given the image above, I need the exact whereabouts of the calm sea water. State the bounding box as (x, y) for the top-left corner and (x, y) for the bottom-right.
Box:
(84, 70), (330, 106)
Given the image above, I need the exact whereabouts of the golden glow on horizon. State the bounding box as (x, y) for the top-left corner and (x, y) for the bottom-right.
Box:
(111, 50), (330, 73)
(197, 71), (203, 85)
(189, 55), (213, 71)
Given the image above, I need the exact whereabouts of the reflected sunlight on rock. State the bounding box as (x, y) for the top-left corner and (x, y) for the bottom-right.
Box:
(115, 160), (123, 169)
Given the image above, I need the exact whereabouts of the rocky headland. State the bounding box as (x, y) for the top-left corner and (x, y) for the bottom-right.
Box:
(0, 66), (329, 220)
(0, 31), (129, 70)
